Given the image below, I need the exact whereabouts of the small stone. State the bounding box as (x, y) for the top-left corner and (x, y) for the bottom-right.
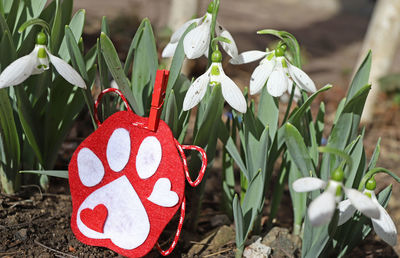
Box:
(15, 228), (28, 241)
(244, 237), (271, 258)
(188, 225), (235, 256)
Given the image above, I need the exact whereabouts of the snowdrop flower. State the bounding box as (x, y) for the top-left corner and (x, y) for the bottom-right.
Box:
(182, 49), (246, 113)
(338, 177), (397, 246)
(292, 168), (379, 227)
(162, 2), (238, 59)
(0, 32), (86, 89)
(230, 44), (316, 97)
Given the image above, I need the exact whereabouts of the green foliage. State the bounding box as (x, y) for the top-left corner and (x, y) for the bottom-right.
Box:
(0, 0), (95, 193)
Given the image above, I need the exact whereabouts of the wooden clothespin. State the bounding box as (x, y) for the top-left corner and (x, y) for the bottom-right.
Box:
(148, 69), (169, 131)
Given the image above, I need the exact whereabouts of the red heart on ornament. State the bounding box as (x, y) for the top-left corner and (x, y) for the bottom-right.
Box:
(80, 204), (108, 233)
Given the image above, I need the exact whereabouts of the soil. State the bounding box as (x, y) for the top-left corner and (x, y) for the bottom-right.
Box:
(2, 0), (400, 257)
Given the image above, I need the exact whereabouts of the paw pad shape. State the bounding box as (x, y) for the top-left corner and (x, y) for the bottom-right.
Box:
(69, 111), (185, 257)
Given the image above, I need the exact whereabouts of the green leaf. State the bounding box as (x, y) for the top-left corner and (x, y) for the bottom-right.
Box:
(315, 102), (325, 146)
(28, 0), (47, 18)
(344, 133), (366, 188)
(123, 18), (147, 75)
(58, 9), (85, 60)
(130, 18), (158, 115)
(193, 84), (224, 146)
(100, 32), (139, 113)
(50, 0), (62, 53)
(288, 84), (332, 126)
(101, 16), (110, 36)
(233, 194), (244, 248)
(225, 136), (248, 179)
(367, 138), (380, 171)
(164, 90), (179, 137)
(346, 51), (371, 103)
(284, 123), (315, 177)
(0, 89), (21, 170)
(288, 155), (306, 235)
(20, 170), (68, 179)
(242, 170), (264, 237)
(258, 86), (279, 138)
(14, 87), (43, 165)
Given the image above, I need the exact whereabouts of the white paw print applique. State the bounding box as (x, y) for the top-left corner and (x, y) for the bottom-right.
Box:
(68, 108), (206, 257)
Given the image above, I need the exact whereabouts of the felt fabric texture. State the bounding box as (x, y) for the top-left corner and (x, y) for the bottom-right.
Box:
(148, 178), (179, 207)
(69, 111), (185, 257)
(80, 204), (108, 233)
(136, 136), (162, 179)
(106, 128), (131, 172)
(77, 147), (105, 187)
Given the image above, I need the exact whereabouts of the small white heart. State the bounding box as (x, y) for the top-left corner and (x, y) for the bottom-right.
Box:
(148, 178), (179, 207)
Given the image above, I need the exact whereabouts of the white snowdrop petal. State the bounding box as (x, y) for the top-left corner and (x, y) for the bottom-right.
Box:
(77, 148), (105, 187)
(249, 59), (275, 95)
(183, 14), (211, 59)
(182, 69), (210, 111)
(170, 17), (202, 43)
(308, 191), (336, 226)
(106, 128), (131, 172)
(136, 136), (162, 179)
(345, 188), (380, 219)
(371, 201), (397, 246)
(47, 52), (86, 88)
(0, 51), (37, 88)
(267, 69), (288, 97)
(215, 22), (238, 58)
(292, 177), (326, 192)
(230, 50), (267, 65)
(218, 66), (247, 113)
(338, 199), (356, 226)
(148, 178), (179, 207)
(161, 42), (178, 58)
(288, 63), (316, 93)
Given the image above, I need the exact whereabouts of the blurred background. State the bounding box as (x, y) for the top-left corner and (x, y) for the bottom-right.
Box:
(73, 0), (400, 254)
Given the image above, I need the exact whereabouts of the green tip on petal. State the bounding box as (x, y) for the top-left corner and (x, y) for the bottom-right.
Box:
(207, 1), (214, 13)
(336, 185), (342, 197)
(211, 50), (222, 63)
(331, 167), (344, 182)
(37, 47), (47, 58)
(211, 64), (220, 76)
(365, 177), (377, 191)
(36, 32), (47, 45)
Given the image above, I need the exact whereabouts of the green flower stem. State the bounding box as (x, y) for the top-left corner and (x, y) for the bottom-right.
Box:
(281, 84), (296, 125)
(358, 167), (400, 191)
(267, 156), (288, 228)
(207, 0), (220, 68)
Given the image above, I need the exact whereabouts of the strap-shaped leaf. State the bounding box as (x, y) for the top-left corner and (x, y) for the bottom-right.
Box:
(100, 32), (139, 113)
(58, 9), (85, 60)
(284, 123), (315, 177)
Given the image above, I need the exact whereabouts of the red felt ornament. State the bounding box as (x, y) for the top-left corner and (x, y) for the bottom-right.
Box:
(68, 70), (207, 257)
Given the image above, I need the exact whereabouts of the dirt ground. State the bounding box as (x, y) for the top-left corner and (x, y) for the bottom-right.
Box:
(1, 0), (400, 257)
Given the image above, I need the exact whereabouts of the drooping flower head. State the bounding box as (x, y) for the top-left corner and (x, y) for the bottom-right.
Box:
(162, 1), (238, 59)
(182, 49), (246, 113)
(230, 42), (316, 98)
(293, 168), (380, 227)
(0, 32), (86, 89)
(338, 177), (397, 246)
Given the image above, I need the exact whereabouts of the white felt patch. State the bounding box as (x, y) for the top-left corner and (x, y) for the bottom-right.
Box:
(148, 178), (179, 207)
(106, 128), (131, 172)
(77, 176), (150, 250)
(136, 136), (162, 179)
(77, 148), (105, 187)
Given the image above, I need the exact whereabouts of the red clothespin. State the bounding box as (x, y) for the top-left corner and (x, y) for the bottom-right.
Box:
(148, 69), (169, 131)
